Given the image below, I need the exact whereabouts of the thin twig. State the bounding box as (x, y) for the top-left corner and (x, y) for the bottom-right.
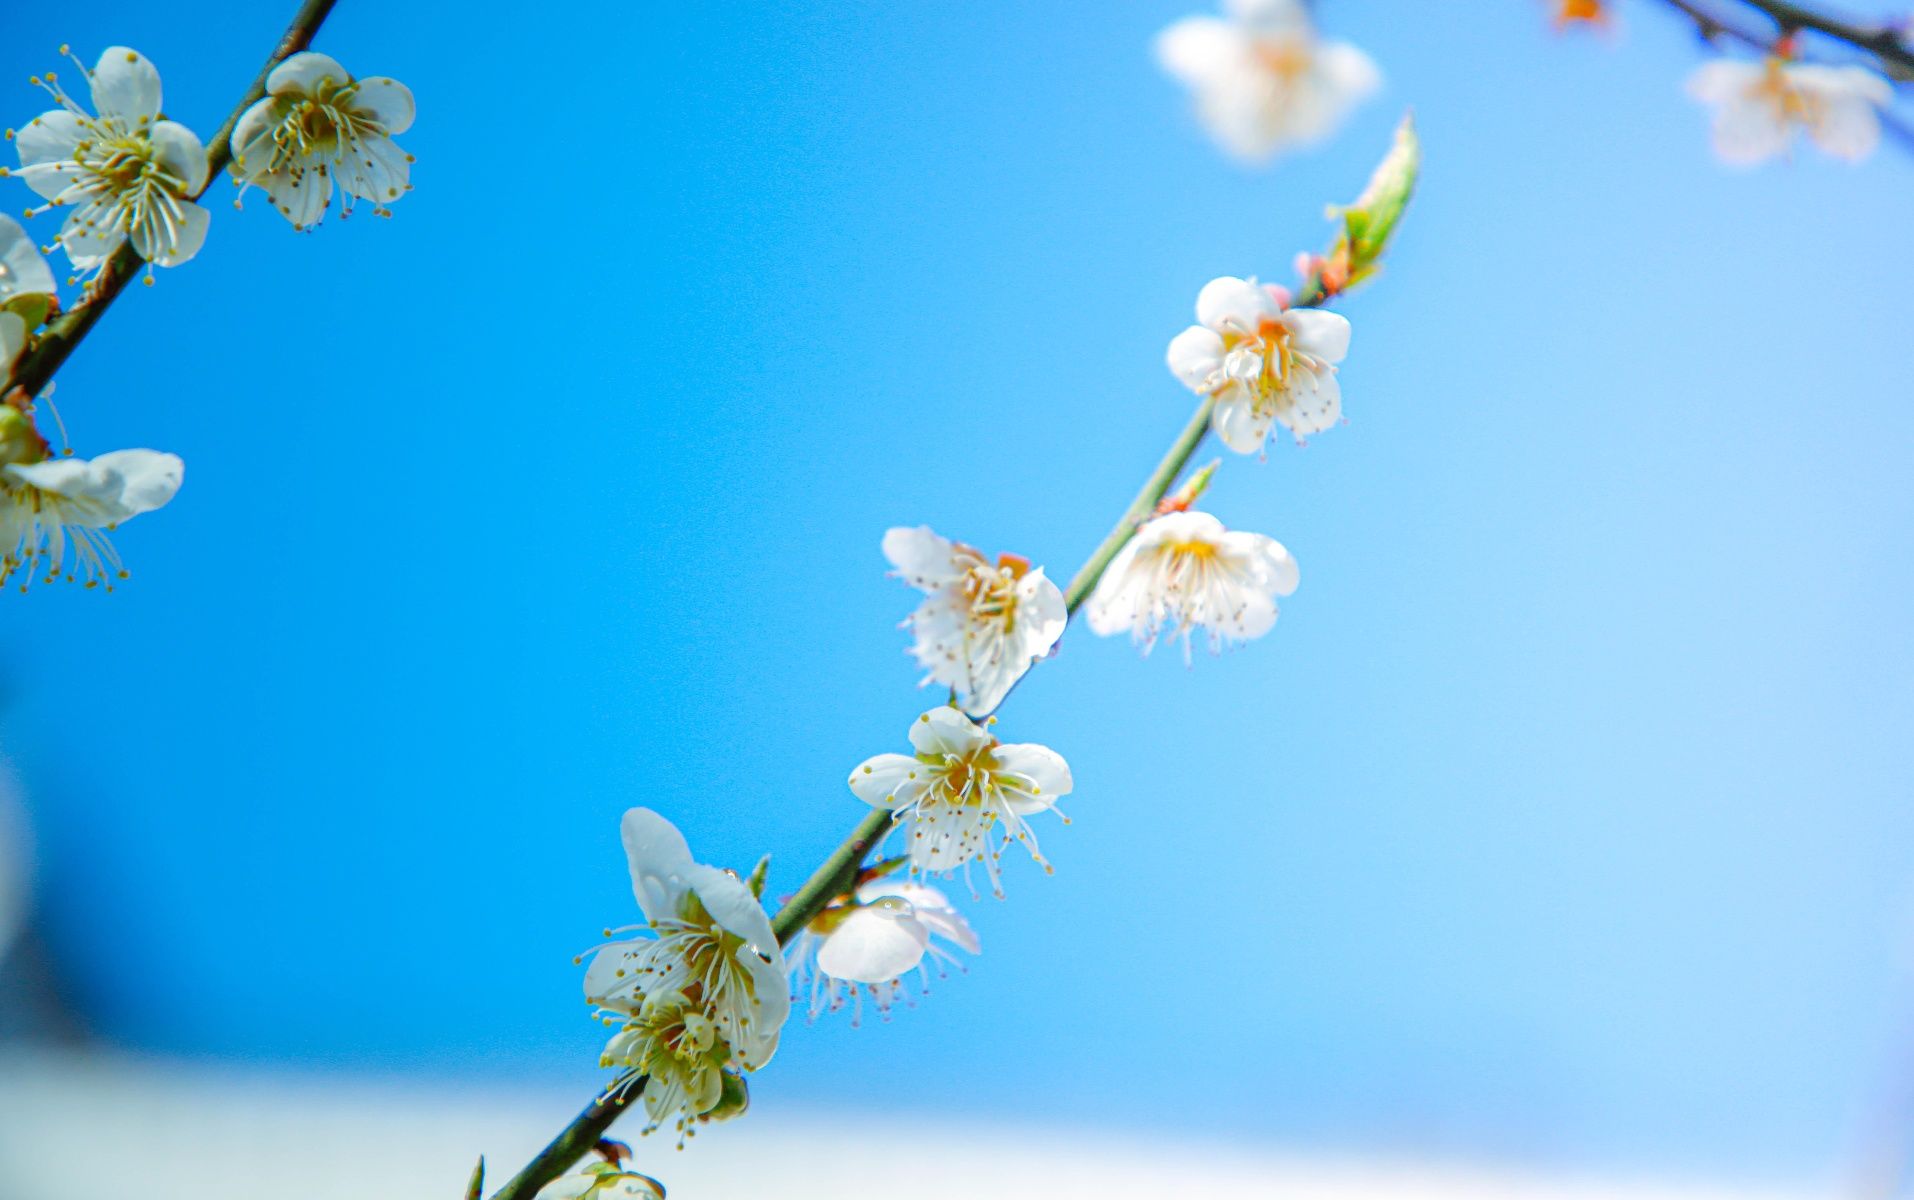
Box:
(7, 0), (340, 400)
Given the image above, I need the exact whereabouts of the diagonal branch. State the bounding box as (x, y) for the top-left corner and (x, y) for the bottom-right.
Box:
(6, 0), (340, 401)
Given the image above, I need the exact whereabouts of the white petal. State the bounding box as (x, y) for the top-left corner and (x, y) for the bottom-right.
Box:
(268, 51), (350, 97)
(1014, 568), (1068, 658)
(352, 77), (417, 134)
(734, 947), (791, 1068)
(992, 742), (1072, 814)
(148, 120), (209, 195)
(7, 449), (182, 526)
(882, 525), (960, 588)
(815, 905), (929, 983)
(1196, 276), (1280, 333)
(1279, 363), (1341, 436)
(849, 752), (927, 810)
(229, 98), (282, 180)
(336, 132), (411, 204)
(1709, 96), (1790, 165)
(683, 863), (780, 962)
(1155, 17), (1250, 86)
(141, 202), (209, 268)
(1085, 537), (1148, 636)
(15, 110), (85, 169)
(1243, 532), (1300, 596)
(91, 47), (162, 122)
(1315, 40), (1382, 108)
(1808, 94), (1882, 161)
(58, 201), (123, 271)
(1211, 386), (1274, 455)
(619, 807), (694, 926)
(263, 166), (332, 230)
(1283, 308), (1350, 363)
(0, 214), (57, 299)
(1686, 60), (1760, 104)
(908, 706), (990, 757)
(1226, 0), (1309, 27)
(1166, 325), (1225, 392)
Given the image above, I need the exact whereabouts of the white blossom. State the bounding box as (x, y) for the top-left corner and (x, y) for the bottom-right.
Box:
(9, 47), (210, 274)
(1087, 509), (1298, 656)
(534, 1165), (665, 1200)
(849, 706), (1072, 896)
(884, 525), (1066, 716)
(582, 808), (788, 1135)
(0, 214), (58, 306)
(786, 877), (979, 1023)
(1167, 275), (1350, 456)
(0, 407), (183, 591)
(230, 51), (416, 229)
(1686, 57), (1891, 165)
(1156, 0), (1380, 164)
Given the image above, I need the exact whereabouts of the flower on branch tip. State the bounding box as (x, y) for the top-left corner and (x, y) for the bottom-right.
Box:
(230, 52), (416, 229)
(1686, 56), (1891, 164)
(0, 406), (182, 592)
(1087, 509), (1298, 658)
(884, 525), (1066, 716)
(1167, 275), (1350, 456)
(534, 1163), (666, 1200)
(1156, 0), (1380, 164)
(785, 877), (979, 1024)
(1551, 0), (1612, 32)
(9, 47), (209, 275)
(849, 706), (1072, 897)
(581, 808), (788, 1137)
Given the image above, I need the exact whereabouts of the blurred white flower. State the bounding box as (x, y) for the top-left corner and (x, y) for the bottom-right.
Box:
(1167, 275), (1350, 455)
(1087, 510), (1299, 656)
(0, 409), (183, 591)
(1156, 0), (1380, 164)
(9, 47), (209, 274)
(534, 1164), (665, 1200)
(230, 51), (416, 229)
(0, 214), (58, 304)
(582, 808), (789, 1075)
(786, 877), (979, 1022)
(884, 525), (1066, 716)
(849, 706), (1071, 896)
(1686, 56), (1891, 164)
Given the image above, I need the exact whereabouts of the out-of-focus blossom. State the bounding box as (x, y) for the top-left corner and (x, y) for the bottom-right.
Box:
(1551, 0), (1613, 31)
(1156, 0), (1380, 163)
(230, 51), (416, 229)
(849, 706), (1071, 896)
(1087, 509), (1299, 656)
(786, 877), (979, 1022)
(884, 525), (1066, 717)
(1167, 275), (1350, 455)
(9, 47), (209, 274)
(533, 1161), (666, 1200)
(1687, 56), (1891, 164)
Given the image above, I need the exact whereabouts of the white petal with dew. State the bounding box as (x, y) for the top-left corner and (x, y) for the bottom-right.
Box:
(815, 902), (929, 983)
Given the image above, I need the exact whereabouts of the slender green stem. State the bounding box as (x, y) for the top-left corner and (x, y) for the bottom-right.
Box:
(490, 1089), (637, 1200)
(770, 808), (897, 942)
(1062, 395), (1216, 614)
(7, 0), (340, 401)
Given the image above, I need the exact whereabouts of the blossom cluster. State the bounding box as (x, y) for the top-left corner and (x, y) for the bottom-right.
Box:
(0, 44), (415, 591)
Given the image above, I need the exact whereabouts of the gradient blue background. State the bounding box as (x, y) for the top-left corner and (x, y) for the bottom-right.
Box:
(1, 0), (1911, 1187)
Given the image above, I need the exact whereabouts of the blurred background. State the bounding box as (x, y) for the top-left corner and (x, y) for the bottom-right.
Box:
(1, 1), (1911, 1196)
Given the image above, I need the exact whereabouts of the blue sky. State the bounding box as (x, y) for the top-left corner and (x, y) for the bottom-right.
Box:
(3, 0), (1913, 1187)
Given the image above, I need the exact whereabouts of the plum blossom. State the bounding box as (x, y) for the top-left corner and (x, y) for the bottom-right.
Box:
(230, 51), (416, 229)
(1156, 0), (1380, 164)
(849, 706), (1072, 896)
(884, 525), (1066, 716)
(0, 406), (183, 591)
(581, 808), (788, 1135)
(9, 47), (210, 274)
(534, 1164), (666, 1200)
(1087, 509), (1299, 656)
(786, 877), (979, 1022)
(1167, 275), (1351, 455)
(1686, 56), (1891, 164)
